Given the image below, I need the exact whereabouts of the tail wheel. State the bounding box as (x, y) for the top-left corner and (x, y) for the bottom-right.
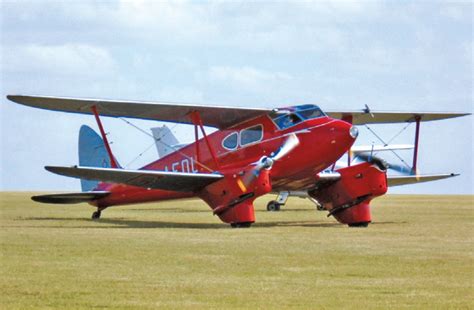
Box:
(266, 200), (281, 212)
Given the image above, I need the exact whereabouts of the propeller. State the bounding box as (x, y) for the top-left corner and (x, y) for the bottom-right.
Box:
(357, 153), (415, 175)
(241, 133), (300, 187)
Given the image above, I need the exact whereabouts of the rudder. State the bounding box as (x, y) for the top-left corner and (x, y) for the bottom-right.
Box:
(78, 125), (111, 191)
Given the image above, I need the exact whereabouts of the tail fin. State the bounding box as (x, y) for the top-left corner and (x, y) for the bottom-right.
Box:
(151, 125), (186, 158)
(78, 125), (120, 191)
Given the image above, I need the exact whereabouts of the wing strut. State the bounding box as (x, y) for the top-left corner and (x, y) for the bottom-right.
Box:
(190, 111), (220, 170)
(342, 114), (353, 167)
(412, 116), (421, 173)
(91, 105), (118, 168)
(194, 122), (201, 163)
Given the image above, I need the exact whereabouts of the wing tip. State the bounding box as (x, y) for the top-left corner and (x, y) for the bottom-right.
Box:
(44, 165), (58, 173)
(45, 165), (77, 175)
(31, 191), (110, 204)
(6, 95), (18, 102)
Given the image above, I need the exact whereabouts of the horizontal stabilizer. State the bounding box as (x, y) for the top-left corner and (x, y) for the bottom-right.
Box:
(45, 166), (224, 192)
(31, 191), (110, 204)
(387, 173), (459, 187)
(151, 125), (188, 158)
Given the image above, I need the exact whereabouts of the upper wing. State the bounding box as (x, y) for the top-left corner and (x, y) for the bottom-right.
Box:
(326, 110), (470, 125)
(8, 95), (469, 128)
(387, 173), (459, 187)
(7, 95), (271, 129)
(45, 166), (224, 192)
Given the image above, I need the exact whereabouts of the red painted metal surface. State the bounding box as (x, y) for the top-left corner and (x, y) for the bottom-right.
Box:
(190, 111), (220, 170)
(91, 112), (358, 225)
(194, 124), (200, 163)
(91, 105), (118, 169)
(308, 162), (387, 225)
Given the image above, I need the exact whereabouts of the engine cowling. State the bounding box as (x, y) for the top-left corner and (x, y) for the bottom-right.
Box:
(198, 167), (272, 225)
(309, 162), (387, 226)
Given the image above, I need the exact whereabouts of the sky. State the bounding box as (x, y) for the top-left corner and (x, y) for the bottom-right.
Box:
(1, 0), (472, 194)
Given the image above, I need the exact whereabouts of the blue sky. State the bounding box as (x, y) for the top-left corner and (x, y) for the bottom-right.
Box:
(1, 1), (472, 194)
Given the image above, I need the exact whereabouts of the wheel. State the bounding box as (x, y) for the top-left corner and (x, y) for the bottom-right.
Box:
(91, 210), (101, 220)
(267, 200), (281, 211)
(230, 222), (252, 228)
(348, 222), (370, 228)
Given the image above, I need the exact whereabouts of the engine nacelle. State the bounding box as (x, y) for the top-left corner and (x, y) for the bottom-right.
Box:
(308, 162), (387, 226)
(198, 168), (272, 226)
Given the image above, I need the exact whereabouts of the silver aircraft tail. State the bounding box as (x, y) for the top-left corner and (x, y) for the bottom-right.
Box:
(150, 125), (187, 158)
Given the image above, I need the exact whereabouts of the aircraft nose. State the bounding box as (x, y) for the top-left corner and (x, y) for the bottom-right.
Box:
(349, 125), (359, 139)
(331, 119), (358, 148)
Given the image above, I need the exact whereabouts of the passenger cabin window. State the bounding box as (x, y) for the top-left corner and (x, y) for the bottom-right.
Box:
(272, 105), (326, 130)
(222, 132), (238, 150)
(240, 125), (263, 146)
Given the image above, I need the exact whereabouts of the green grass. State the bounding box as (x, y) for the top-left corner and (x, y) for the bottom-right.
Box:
(1, 193), (473, 309)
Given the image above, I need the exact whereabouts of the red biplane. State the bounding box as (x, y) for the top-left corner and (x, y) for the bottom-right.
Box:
(6, 95), (469, 227)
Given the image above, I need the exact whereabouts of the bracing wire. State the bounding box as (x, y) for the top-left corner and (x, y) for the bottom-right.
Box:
(386, 122), (412, 145)
(124, 140), (159, 168)
(117, 117), (214, 172)
(364, 123), (413, 170)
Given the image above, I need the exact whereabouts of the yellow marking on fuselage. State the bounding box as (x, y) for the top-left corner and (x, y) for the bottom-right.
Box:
(237, 178), (247, 192)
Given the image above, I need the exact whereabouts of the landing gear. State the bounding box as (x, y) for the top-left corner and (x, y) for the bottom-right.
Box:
(91, 210), (102, 220)
(266, 191), (289, 211)
(266, 200), (281, 211)
(230, 222), (252, 228)
(348, 222), (370, 228)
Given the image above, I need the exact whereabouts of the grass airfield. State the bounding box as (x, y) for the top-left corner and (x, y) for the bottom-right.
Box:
(1, 193), (473, 309)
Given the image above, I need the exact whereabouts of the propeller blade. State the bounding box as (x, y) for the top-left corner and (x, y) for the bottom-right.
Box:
(272, 133), (300, 161)
(241, 133), (300, 188)
(357, 153), (413, 175)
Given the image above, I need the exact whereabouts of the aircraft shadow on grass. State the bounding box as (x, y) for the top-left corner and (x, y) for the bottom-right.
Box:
(18, 217), (405, 229)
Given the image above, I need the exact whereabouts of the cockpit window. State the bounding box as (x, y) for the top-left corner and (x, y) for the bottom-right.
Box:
(240, 125), (263, 146)
(297, 106), (325, 120)
(222, 132), (238, 150)
(271, 104), (326, 130)
(272, 113), (303, 130)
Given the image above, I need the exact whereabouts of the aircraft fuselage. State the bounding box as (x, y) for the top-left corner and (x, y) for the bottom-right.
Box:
(93, 108), (356, 208)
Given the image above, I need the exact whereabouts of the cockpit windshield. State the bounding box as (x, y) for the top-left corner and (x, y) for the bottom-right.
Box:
(271, 104), (326, 130)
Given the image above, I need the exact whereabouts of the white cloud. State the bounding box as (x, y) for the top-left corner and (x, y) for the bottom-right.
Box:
(155, 86), (204, 103)
(4, 44), (116, 78)
(439, 4), (471, 21)
(208, 65), (292, 90)
(113, 0), (218, 42)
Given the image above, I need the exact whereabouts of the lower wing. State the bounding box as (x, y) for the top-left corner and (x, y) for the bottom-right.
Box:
(387, 173), (459, 187)
(314, 172), (459, 188)
(32, 191), (110, 204)
(45, 166), (224, 192)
